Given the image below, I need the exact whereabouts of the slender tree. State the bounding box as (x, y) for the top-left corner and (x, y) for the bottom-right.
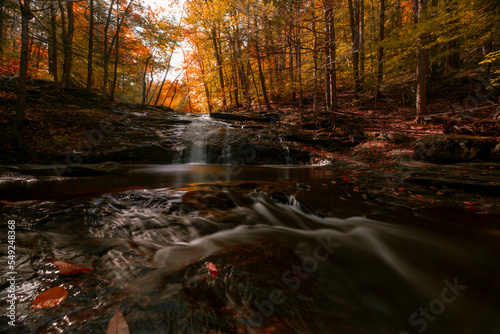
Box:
(412, 0), (429, 123)
(15, 0), (33, 129)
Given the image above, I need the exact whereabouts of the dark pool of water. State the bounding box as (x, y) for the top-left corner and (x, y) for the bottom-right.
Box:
(1, 165), (500, 333)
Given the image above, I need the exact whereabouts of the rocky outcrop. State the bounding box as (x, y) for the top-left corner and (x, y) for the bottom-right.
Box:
(414, 134), (496, 163)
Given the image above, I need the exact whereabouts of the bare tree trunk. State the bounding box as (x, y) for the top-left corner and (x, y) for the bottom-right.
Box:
(254, 38), (272, 110)
(142, 56), (151, 106)
(0, 0), (4, 60)
(212, 26), (227, 110)
(198, 57), (212, 113)
(15, 0), (32, 129)
(359, 0), (365, 83)
(376, 0), (385, 96)
(348, 0), (361, 95)
(412, 0), (428, 123)
(168, 80), (178, 108)
(110, 25), (119, 100)
(49, 0), (59, 90)
(59, 0), (74, 88)
(323, 0), (337, 116)
(86, 0), (94, 90)
(102, 0), (116, 97)
(312, 0), (319, 113)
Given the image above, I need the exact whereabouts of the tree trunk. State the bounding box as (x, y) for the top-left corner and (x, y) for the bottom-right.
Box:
(49, 0), (59, 90)
(102, 0), (116, 97)
(323, 0), (337, 116)
(0, 0), (4, 60)
(15, 0), (32, 129)
(376, 0), (385, 96)
(312, 0), (319, 113)
(86, 0), (94, 90)
(212, 26), (227, 110)
(142, 56), (151, 106)
(59, 0), (74, 88)
(198, 57), (212, 113)
(254, 38), (272, 110)
(359, 0), (365, 83)
(348, 0), (361, 95)
(110, 25), (119, 100)
(412, 0), (428, 123)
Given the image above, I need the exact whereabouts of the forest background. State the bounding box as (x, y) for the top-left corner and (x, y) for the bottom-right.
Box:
(0, 0), (499, 129)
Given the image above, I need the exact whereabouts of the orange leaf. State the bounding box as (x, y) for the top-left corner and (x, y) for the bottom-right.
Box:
(32, 287), (67, 309)
(54, 261), (92, 275)
(436, 191), (444, 195)
(362, 194), (367, 200)
(106, 310), (129, 334)
(397, 188), (405, 191)
(206, 261), (219, 277)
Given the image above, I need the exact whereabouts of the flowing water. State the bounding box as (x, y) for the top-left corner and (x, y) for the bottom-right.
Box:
(1, 119), (500, 333)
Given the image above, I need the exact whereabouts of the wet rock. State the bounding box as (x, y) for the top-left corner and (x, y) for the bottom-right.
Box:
(90, 143), (178, 164)
(61, 162), (128, 177)
(413, 134), (496, 163)
(492, 144), (500, 162)
(0, 165), (20, 176)
(405, 163), (500, 197)
(210, 112), (279, 123)
(377, 133), (415, 145)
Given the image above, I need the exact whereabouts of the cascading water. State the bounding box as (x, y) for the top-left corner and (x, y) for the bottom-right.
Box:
(177, 114), (234, 164)
(1, 173), (500, 333)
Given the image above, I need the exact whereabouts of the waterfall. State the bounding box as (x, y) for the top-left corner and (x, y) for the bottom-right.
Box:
(178, 114), (233, 164)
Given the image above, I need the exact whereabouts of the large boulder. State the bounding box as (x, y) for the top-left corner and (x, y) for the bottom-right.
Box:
(414, 134), (496, 163)
(492, 144), (500, 162)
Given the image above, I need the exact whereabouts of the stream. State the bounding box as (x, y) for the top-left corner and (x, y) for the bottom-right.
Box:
(1, 116), (500, 333)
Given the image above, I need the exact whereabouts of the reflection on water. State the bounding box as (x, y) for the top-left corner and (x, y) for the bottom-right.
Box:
(1, 165), (500, 333)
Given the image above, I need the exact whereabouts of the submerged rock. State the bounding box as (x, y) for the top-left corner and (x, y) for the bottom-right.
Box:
(414, 134), (496, 163)
(61, 162), (128, 177)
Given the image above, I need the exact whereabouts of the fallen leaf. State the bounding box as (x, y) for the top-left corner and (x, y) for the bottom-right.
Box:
(205, 261), (219, 277)
(397, 188), (405, 191)
(362, 194), (368, 200)
(106, 310), (129, 334)
(54, 261), (93, 275)
(464, 202), (478, 206)
(32, 287), (68, 309)
(436, 191), (444, 195)
(330, 180), (336, 184)
(353, 187), (360, 192)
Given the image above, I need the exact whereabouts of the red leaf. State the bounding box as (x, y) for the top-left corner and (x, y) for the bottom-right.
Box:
(464, 202), (478, 206)
(205, 261), (219, 277)
(106, 310), (129, 334)
(32, 287), (68, 309)
(54, 261), (92, 275)
(397, 187), (405, 191)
